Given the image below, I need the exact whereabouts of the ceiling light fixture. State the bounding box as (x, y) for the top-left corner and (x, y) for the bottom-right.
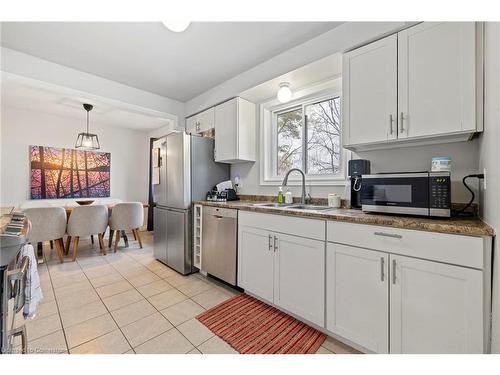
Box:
(162, 21), (191, 33)
(75, 103), (100, 150)
(277, 82), (292, 103)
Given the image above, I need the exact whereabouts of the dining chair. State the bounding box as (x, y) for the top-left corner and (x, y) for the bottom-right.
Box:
(108, 202), (144, 252)
(67, 205), (109, 261)
(23, 207), (67, 263)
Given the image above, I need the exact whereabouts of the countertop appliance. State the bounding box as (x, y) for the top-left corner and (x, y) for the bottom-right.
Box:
(201, 206), (237, 285)
(348, 159), (371, 209)
(206, 188), (238, 202)
(361, 171), (451, 217)
(153, 133), (229, 275)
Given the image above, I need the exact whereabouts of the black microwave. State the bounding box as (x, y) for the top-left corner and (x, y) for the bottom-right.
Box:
(360, 172), (451, 217)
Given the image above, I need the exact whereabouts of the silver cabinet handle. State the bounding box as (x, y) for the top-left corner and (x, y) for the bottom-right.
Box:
(274, 236), (278, 252)
(389, 114), (394, 135)
(268, 234), (273, 251)
(374, 231), (402, 239)
(392, 259), (397, 284)
(399, 112), (404, 133)
(380, 257), (385, 282)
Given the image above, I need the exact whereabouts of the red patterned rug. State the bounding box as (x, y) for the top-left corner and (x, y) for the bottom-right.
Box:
(196, 293), (326, 354)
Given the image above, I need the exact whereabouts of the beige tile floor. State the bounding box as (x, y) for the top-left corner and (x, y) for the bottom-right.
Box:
(14, 231), (359, 354)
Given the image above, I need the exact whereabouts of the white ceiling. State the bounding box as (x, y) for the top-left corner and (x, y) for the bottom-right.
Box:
(0, 22), (342, 102)
(1, 76), (173, 131)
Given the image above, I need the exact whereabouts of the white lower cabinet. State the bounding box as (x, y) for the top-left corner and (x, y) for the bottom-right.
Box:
(237, 225), (274, 303)
(237, 214), (489, 354)
(237, 216), (325, 327)
(326, 243), (389, 353)
(275, 233), (325, 326)
(390, 254), (483, 353)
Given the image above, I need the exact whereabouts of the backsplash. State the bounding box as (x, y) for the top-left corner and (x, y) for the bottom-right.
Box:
(231, 138), (480, 203)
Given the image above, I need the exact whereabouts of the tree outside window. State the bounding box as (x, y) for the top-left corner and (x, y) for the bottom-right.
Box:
(276, 97), (341, 177)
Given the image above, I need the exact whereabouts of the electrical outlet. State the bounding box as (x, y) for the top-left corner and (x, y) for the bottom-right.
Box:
(234, 172), (241, 188)
(483, 168), (487, 190)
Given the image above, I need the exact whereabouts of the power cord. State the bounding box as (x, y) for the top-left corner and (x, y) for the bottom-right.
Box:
(452, 173), (484, 217)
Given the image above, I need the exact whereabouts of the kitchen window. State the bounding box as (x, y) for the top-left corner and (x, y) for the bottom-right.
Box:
(276, 97), (342, 177)
(260, 79), (346, 186)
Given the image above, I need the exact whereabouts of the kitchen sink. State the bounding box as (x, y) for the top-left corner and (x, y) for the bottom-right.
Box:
(253, 203), (332, 211)
(285, 205), (332, 211)
(253, 203), (294, 208)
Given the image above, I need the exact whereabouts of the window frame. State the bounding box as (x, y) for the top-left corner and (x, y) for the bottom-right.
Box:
(260, 78), (348, 186)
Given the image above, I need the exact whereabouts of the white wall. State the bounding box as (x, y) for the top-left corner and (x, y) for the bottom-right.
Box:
(0, 105), (150, 206)
(479, 22), (500, 354)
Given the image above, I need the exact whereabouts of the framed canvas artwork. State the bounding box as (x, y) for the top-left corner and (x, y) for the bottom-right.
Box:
(30, 145), (111, 199)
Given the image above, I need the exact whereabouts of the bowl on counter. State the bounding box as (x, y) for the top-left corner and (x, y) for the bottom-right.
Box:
(76, 200), (94, 206)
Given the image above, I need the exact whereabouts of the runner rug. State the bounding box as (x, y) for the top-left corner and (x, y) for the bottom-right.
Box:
(196, 293), (326, 354)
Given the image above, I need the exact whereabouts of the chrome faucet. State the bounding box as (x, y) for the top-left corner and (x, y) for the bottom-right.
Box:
(281, 168), (307, 204)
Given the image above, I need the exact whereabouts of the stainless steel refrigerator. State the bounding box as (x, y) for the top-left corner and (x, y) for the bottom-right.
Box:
(153, 132), (229, 275)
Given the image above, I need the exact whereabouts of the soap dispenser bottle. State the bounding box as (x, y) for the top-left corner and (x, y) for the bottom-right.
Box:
(285, 188), (293, 204)
(277, 186), (284, 204)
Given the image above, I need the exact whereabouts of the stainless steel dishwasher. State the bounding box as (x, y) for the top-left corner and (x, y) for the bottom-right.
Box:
(201, 206), (238, 285)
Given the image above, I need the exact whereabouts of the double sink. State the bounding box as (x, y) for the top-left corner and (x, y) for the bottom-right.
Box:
(252, 202), (333, 212)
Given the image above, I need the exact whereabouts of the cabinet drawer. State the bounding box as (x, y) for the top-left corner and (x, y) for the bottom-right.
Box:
(327, 221), (484, 269)
(239, 211), (325, 241)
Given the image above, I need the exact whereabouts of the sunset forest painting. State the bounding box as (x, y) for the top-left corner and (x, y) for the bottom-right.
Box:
(30, 145), (110, 199)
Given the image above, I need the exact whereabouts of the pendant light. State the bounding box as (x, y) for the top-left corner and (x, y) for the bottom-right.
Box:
(75, 103), (100, 150)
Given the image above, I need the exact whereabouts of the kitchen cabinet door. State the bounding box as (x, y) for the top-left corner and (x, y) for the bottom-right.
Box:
(214, 97), (256, 163)
(326, 243), (389, 353)
(274, 233), (325, 326)
(343, 34), (398, 146)
(186, 107), (215, 134)
(185, 115), (197, 134)
(390, 254), (483, 353)
(398, 22), (478, 138)
(237, 225), (274, 303)
(215, 98), (238, 161)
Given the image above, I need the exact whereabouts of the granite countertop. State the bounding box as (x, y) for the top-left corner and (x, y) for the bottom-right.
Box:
(193, 200), (494, 237)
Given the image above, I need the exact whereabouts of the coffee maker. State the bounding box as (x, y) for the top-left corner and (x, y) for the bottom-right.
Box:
(348, 159), (370, 209)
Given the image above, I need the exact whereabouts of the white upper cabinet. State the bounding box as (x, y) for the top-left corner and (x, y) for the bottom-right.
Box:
(214, 97), (256, 163)
(343, 34), (398, 146)
(390, 254), (483, 353)
(398, 22), (478, 138)
(343, 22), (483, 151)
(186, 107), (215, 135)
